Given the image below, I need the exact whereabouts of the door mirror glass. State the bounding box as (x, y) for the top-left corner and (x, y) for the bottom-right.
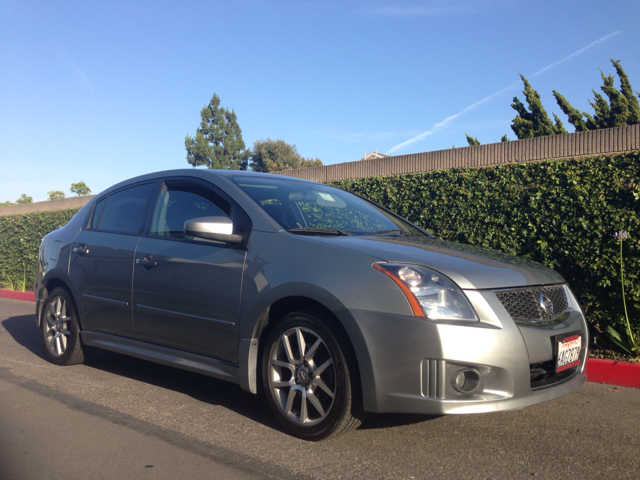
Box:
(184, 216), (243, 243)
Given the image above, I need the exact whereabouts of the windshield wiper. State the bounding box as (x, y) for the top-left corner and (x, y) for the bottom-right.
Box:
(362, 229), (407, 236)
(288, 227), (354, 236)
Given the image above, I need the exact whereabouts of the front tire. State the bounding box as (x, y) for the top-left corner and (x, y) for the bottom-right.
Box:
(262, 311), (366, 440)
(41, 287), (88, 365)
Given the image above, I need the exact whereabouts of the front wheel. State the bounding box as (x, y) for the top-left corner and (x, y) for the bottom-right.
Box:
(41, 287), (88, 365)
(262, 311), (366, 440)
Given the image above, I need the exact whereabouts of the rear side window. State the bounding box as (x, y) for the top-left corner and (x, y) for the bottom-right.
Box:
(95, 183), (155, 234)
(89, 197), (107, 229)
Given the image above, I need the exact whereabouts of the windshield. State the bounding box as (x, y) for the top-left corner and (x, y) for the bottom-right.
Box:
(229, 175), (425, 237)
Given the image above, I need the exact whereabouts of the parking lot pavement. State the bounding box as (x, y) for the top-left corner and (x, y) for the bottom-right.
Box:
(1, 297), (639, 479)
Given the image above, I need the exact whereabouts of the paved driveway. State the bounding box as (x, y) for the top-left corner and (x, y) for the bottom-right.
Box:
(1, 298), (638, 479)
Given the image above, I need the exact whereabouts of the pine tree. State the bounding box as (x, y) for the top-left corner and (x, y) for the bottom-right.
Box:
(185, 94), (250, 170)
(465, 134), (481, 146)
(510, 75), (565, 139)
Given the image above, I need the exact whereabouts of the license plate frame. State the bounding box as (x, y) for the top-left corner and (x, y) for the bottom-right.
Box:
(555, 332), (582, 373)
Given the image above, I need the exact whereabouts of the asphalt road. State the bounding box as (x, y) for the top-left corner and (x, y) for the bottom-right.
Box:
(1, 298), (639, 480)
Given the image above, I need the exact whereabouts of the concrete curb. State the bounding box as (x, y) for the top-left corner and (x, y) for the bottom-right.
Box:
(1, 288), (638, 388)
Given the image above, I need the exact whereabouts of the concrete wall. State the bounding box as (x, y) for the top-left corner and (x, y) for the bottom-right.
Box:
(279, 124), (640, 183)
(0, 195), (95, 217)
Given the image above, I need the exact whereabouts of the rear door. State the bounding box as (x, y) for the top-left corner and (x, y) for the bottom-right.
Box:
(69, 182), (156, 336)
(131, 178), (250, 364)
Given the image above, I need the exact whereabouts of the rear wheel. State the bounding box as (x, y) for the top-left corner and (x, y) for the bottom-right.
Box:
(41, 287), (88, 365)
(262, 311), (366, 440)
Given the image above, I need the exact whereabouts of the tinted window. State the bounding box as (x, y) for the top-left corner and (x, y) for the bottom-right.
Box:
(150, 181), (231, 238)
(89, 197), (106, 229)
(97, 183), (155, 234)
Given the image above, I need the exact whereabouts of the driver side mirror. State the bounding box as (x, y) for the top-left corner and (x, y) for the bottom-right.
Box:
(184, 216), (243, 244)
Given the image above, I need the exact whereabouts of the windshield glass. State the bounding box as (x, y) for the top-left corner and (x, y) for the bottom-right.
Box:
(228, 175), (424, 236)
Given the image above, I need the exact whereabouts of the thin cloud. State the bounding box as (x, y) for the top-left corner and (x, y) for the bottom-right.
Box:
(388, 30), (621, 154)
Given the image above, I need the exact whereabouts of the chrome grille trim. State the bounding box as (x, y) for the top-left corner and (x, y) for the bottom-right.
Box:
(494, 285), (571, 324)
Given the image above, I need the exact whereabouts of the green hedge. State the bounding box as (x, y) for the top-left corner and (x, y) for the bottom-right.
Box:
(0, 209), (80, 290)
(332, 151), (640, 339)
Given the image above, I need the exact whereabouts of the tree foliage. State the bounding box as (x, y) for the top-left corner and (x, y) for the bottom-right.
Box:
(16, 194), (33, 204)
(47, 191), (66, 200)
(465, 134), (481, 146)
(511, 75), (567, 139)
(70, 182), (91, 196)
(501, 134), (509, 142)
(249, 138), (322, 172)
(185, 94), (250, 170)
(553, 59), (640, 132)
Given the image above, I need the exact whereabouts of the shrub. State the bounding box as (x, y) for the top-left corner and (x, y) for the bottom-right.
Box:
(0, 209), (79, 290)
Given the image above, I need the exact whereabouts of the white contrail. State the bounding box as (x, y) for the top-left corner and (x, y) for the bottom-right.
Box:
(388, 30), (622, 154)
(530, 30), (621, 78)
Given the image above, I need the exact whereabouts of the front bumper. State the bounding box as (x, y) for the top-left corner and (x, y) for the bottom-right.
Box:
(350, 288), (588, 414)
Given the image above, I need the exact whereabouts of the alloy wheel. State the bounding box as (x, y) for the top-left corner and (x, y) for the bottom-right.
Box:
(44, 296), (72, 357)
(267, 327), (336, 426)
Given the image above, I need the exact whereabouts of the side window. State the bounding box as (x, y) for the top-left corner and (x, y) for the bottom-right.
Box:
(150, 181), (231, 238)
(89, 197), (107, 229)
(96, 183), (155, 234)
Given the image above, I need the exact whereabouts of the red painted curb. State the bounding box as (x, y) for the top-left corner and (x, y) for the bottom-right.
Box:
(0, 289), (35, 302)
(586, 357), (640, 388)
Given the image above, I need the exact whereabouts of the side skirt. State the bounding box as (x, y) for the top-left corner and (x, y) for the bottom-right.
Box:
(81, 331), (239, 384)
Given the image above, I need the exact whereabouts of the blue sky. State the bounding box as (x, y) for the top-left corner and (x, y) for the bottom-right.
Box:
(1, 0), (639, 202)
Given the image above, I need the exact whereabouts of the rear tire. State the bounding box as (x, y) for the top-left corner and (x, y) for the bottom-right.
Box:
(262, 311), (366, 440)
(41, 287), (88, 365)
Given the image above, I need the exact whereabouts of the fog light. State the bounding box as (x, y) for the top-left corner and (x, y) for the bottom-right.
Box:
(452, 368), (482, 394)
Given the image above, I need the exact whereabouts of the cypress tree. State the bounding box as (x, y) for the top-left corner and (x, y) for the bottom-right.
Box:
(600, 70), (629, 127)
(587, 91), (612, 129)
(511, 75), (564, 139)
(553, 91), (589, 131)
(611, 59), (640, 125)
(465, 134), (481, 146)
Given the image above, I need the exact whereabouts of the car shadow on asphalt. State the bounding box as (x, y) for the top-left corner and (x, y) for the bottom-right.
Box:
(2, 314), (48, 361)
(3, 313), (438, 434)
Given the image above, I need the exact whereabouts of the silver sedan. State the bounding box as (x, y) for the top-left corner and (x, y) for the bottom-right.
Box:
(34, 169), (588, 440)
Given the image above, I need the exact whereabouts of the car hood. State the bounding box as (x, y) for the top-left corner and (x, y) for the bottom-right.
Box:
(313, 235), (565, 290)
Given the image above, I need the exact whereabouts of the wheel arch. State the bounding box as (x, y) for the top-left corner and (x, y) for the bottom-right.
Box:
(38, 275), (84, 330)
(238, 293), (375, 411)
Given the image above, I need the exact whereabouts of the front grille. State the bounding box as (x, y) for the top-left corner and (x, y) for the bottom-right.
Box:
(495, 285), (569, 324)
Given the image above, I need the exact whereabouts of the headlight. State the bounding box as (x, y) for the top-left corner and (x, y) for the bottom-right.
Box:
(373, 263), (479, 322)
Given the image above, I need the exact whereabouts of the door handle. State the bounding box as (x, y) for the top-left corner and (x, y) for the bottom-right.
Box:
(136, 257), (158, 268)
(73, 245), (89, 256)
